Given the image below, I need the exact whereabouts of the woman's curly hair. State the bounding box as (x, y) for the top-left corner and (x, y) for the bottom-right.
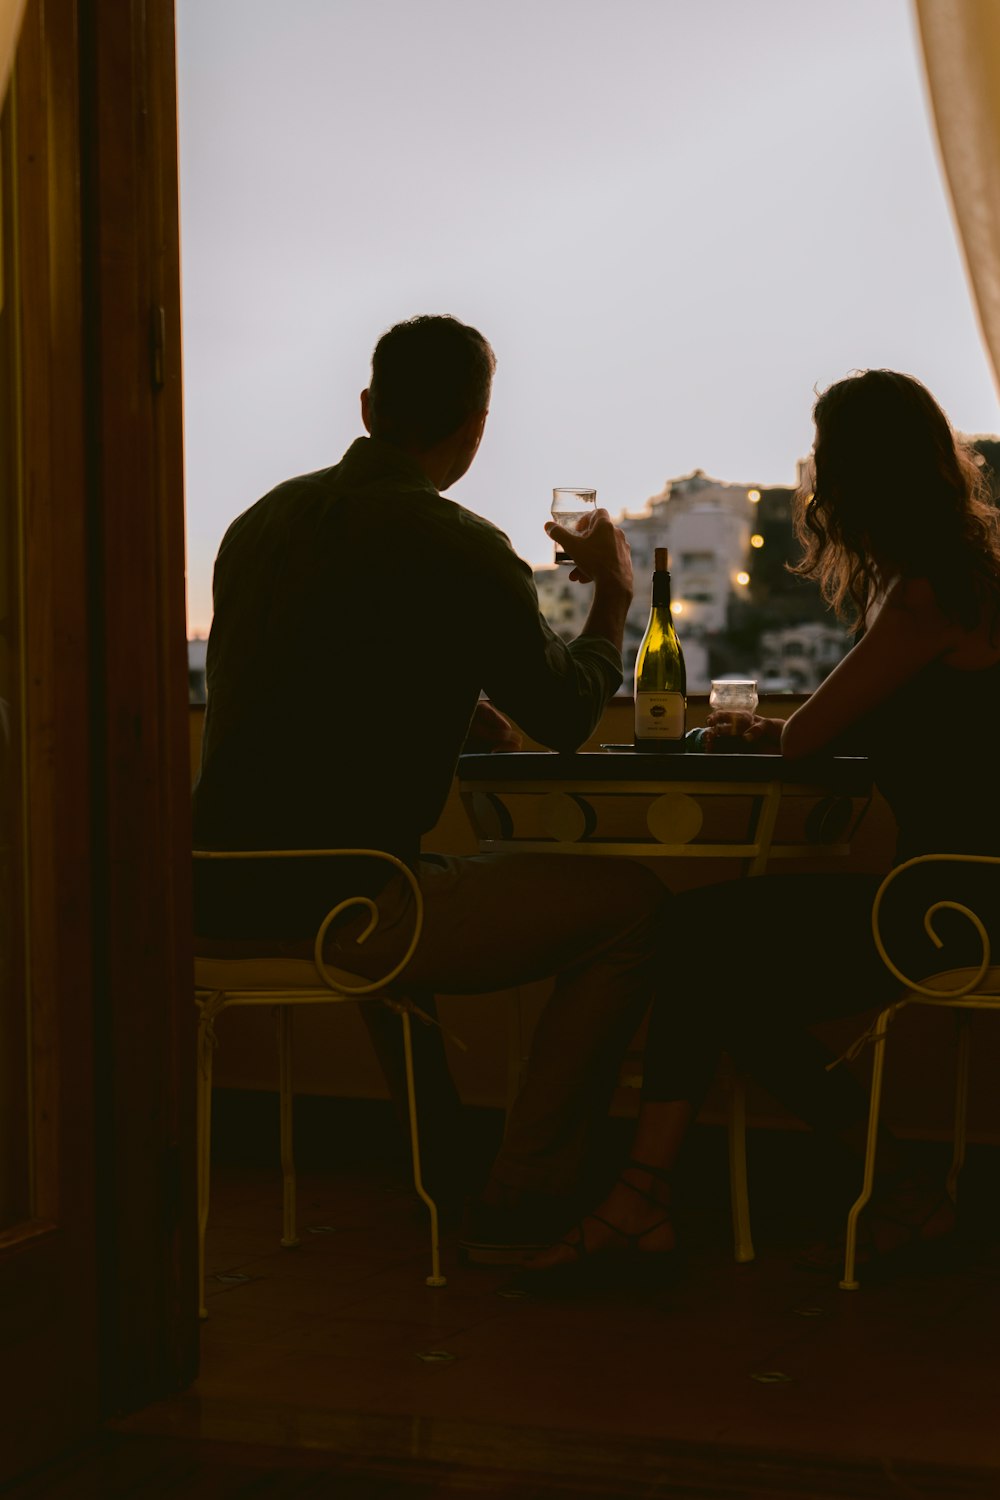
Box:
(791, 369), (1000, 632)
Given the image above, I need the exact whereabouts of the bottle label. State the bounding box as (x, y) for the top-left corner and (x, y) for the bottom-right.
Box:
(635, 692), (685, 740)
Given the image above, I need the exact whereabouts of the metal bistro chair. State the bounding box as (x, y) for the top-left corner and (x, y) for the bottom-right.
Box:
(841, 853), (1000, 1290)
(194, 848), (445, 1319)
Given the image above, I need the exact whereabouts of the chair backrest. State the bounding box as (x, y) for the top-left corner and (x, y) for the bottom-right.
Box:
(193, 848), (423, 995)
(872, 853), (999, 1001)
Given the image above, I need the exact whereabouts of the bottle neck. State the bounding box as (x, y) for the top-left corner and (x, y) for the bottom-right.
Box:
(652, 571), (672, 610)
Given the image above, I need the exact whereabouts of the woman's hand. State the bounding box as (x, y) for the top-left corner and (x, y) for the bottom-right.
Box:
(704, 712), (784, 753)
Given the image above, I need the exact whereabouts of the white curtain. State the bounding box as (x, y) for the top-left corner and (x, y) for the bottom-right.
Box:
(914, 0), (1000, 396)
(0, 0), (26, 106)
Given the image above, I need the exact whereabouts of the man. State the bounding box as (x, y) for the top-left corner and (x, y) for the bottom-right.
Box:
(193, 315), (666, 1261)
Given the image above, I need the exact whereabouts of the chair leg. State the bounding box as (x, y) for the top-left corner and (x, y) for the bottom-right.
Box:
(840, 1006), (893, 1291)
(728, 1071), (754, 1263)
(277, 1006), (300, 1249)
(196, 1002), (216, 1320)
(947, 1011), (972, 1204)
(399, 1007), (446, 1287)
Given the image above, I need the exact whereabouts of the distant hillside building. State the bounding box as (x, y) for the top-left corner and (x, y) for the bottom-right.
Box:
(624, 470), (755, 635)
(758, 621), (849, 693)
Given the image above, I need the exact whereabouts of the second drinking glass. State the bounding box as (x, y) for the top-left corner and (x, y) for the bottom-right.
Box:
(708, 678), (759, 748)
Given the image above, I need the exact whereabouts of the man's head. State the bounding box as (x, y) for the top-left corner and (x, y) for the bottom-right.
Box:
(362, 315), (496, 488)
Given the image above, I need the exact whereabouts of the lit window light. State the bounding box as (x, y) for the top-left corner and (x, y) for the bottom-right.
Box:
(750, 534), (764, 548)
(747, 489), (761, 503)
(736, 571), (750, 586)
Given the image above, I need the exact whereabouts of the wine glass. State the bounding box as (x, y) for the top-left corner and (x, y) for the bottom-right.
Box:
(708, 679), (759, 745)
(550, 487), (597, 566)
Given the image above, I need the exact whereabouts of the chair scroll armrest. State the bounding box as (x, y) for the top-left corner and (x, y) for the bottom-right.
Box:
(192, 847), (423, 995)
(871, 853), (998, 999)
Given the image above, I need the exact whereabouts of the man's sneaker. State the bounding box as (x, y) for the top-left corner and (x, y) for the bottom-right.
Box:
(459, 1193), (575, 1266)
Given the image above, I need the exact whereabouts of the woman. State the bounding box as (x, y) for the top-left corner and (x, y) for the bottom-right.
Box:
(529, 369), (1000, 1274)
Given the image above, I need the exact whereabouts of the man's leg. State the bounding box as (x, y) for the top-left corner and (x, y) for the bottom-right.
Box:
(528, 872), (898, 1271)
(333, 852), (668, 1203)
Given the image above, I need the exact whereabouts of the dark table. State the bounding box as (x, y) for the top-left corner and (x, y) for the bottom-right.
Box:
(458, 750), (873, 875)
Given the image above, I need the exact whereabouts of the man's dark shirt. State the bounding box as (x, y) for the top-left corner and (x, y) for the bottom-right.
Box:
(192, 437), (622, 939)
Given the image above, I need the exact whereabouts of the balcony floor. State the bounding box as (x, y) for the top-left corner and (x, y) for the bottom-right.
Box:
(70, 1105), (1000, 1495)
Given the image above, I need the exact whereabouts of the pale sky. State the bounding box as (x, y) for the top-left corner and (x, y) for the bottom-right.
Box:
(177, 0), (1000, 635)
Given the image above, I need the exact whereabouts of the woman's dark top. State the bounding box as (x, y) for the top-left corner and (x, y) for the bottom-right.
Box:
(862, 655), (1000, 861)
(852, 654), (1000, 974)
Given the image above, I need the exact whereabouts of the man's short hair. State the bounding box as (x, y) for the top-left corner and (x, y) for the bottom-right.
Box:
(368, 315), (496, 450)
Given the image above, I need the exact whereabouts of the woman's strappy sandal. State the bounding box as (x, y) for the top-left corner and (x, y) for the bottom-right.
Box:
(524, 1160), (677, 1273)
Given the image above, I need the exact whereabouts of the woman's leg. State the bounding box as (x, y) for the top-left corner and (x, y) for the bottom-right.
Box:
(642, 872), (891, 1113)
(528, 872), (898, 1268)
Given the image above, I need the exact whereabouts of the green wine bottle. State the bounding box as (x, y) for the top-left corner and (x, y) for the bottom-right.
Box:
(634, 547), (686, 753)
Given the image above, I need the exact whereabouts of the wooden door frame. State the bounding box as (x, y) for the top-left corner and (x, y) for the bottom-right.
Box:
(77, 0), (197, 1412)
(1, 2), (195, 1475)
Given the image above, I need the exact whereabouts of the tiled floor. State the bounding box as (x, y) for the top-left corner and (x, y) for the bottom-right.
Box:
(103, 1101), (1000, 1496)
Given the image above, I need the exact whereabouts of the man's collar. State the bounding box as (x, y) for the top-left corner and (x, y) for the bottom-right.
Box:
(343, 435), (438, 492)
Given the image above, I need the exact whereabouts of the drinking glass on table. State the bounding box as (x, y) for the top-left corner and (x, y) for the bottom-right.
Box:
(708, 679), (759, 746)
(551, 487), (597, 565)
